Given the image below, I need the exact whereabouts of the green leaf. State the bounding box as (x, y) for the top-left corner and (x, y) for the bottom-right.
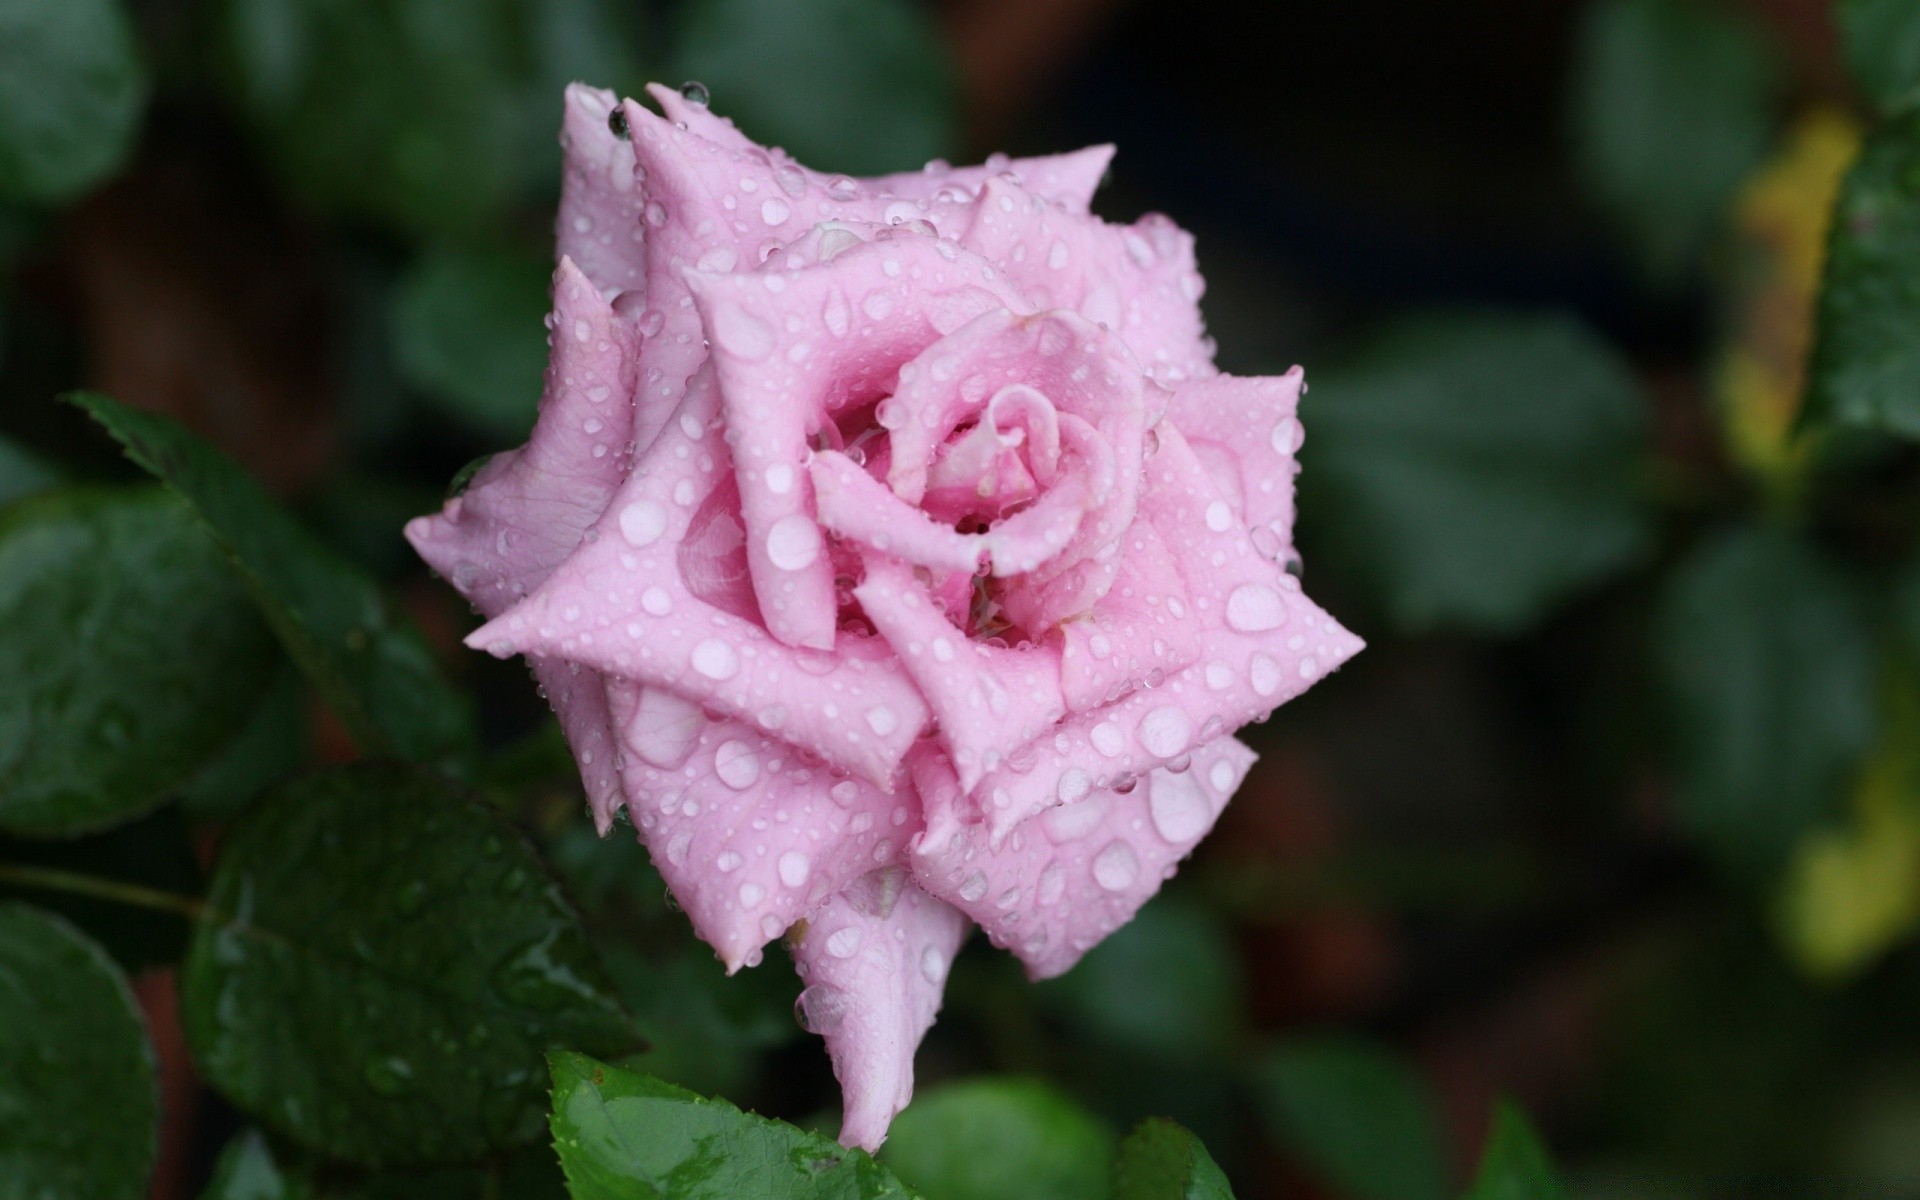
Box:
(0, 486), (279, 836)
(1806, 110), (1920, 439)
(1111, 1119), (1236, 1200)
(0, 903), (157, 1200)
(1463, 1102), (1563, 1200)
(548, 1050), (920, 1199)
(219, 0), (643, 237)
(393, 244), (552, 440)
(883, 1079), (1112, 1200)
(1255, 1035), (1448, 1200)
(199, 1129), (567, 1200)
(0, 805), (201, 971)
(1839, 0), (1920, 114)
(199, 1130), (314, 1200)
(1300, 312), (1652, 634)
(1655, 525), (1877, 877)
(0, 0), (147, 203)
(67, 391), (475, 768)
(1035, 898), (1243, 1062)
(182, 765), (641, 1167)
(177, 664), (308, 823)
(0, 433), (61, 509)
(673, 0), (955, 175)
(1570, 0), (1781, 284)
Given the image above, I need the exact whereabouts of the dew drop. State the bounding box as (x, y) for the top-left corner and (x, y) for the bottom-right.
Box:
(679, 80), (710, 106)
(714, 739), (760, 789)
(1136, 706), (1193, 758)
(766, 514), (822, 570)
(778, 850), (812, 887)
(692, 638), (740, 680)
(1147, 771), (1211, 842)
(1225, 584), (1286, 632)
(619, 500), (667, 546)
(1091, 840), (1140, 891)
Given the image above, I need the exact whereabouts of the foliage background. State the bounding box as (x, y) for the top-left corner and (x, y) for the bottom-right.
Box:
(4, 0), (1920, 1196)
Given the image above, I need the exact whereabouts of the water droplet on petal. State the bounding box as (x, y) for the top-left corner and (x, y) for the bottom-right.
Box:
(1148, 772), (1211, 842)
(1091, 840), (1140, 891)
(679, 80), (710, 106)
(714, 740), (760, 789)
(619, 500), (667, 546)
(1225, 584), (1286, 632)
(692, 638), (740, 680)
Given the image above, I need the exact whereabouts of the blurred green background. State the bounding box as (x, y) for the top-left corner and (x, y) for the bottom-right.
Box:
(8, 0), (1920, 1197)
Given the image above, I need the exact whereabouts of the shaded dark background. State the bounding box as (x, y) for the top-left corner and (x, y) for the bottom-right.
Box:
(9, 0), (1920, 1197)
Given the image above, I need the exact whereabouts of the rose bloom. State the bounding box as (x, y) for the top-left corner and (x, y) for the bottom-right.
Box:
(408, 82), (1361, 1149)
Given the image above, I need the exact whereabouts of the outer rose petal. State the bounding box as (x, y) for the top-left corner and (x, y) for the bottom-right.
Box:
(557, 85), (650, 299)
(468, 367), (932, 788)
(1165, 370), (1304, 558)
(648, 80), (1115, 216)
(908, 738), (1255, 979)
(967, 424), (1362, 841)
(685, 232), (1029, 650)
(962, 177), (1216, 385)
(788, 871), (970, 1151)
(406, 259), (637, 830)
(608, 684), (918, 971)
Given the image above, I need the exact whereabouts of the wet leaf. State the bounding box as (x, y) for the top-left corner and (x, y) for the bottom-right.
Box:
(182, 765), (641, 1167)
(67, 391), (475, 768)
(1301, 312), (1652, 634)
(1256, 1035), (1447, 1200)
(0, 903), (157, 1200)
(219, 0), (643, 237)
(392, 244), (552, 440)
(0, 486), (278, 836)
(1655, 525), (1876, 877)
(548, 1050), (919, 1198)
(1806, 109), (1920, 439)
(1839, 0), (1920, 115)
(883, 1079), (1112, 1200)
(1111, 1118), (1236, 1200)
(673, 0), (955, 175)
(1571, 0), (1781, 284)
(0, 0), (147, 203)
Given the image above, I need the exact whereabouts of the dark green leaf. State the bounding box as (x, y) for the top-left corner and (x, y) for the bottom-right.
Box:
(177, 664), (308, 823)
(0, 806), (201, 970)
(1256, 1035), (1448, 1200)
(1111, 1118), (1236, 1200)
(1035, 898), (1243, 1061)
(0, 903), (157, 1200)
(199, 1130), (314, 1200)
(0, 433), (61, 508)
(883, 1078), (1112, 1200)
(1655, 525), (1876, 876)
(67, 391), (475, 768)
(1300, 312), (1652, 634)
(673, 0), (955, 175)
(199, 1129), (566, 1200)
(220, 0), (643, 237)
(393, 244), (552, 439)
(1839, 0), (1920, 114)
(548, 1050), (920, 1199)
(1463, 1101), (1563, 1200)
(0, 486), (279, 836)
(1570, 0), (1781, 284)
(182, 765), (641, 1167)
(1807, 110), (1920, 439)
(0, 0), (147, 203)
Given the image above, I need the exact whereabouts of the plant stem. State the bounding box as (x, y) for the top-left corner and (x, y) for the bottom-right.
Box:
(0, 863), (206, 921)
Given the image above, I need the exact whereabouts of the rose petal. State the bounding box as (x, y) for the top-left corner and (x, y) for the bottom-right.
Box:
(557, 85), (650, 300)
(967, 423), (1362, 841)
(609, 684), (918, 971)
(961, 177), (1215, 385)
(856, 558), (1067, 793)
(908, 738), (1254, 979)
(1052, 520), (1200, 713)
(1165, 369), (1304, 563)
(468, 367), (930, 788)
(811, 449), (985, 575)
(788, 870), (970, 1151)
(684, 233), (1028, 649)
(406, 258), (637, 830)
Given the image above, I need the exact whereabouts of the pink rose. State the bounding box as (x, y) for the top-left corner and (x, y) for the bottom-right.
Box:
(407, 82), (1361, 1149)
